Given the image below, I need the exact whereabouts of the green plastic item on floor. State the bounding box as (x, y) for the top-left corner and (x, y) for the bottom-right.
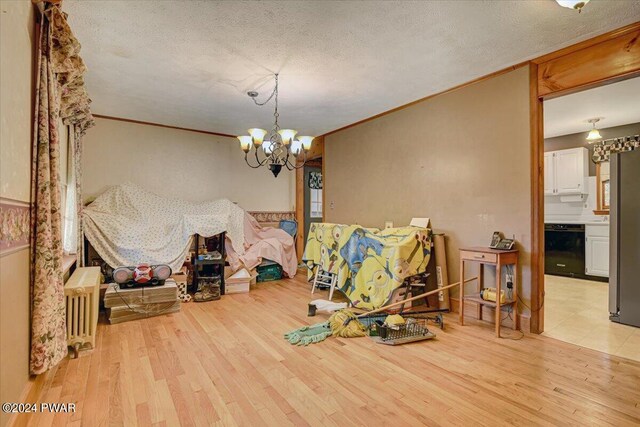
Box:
(284, 322), (332, 346)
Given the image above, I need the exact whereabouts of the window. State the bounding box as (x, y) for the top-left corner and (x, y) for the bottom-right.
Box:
(60, 125), (77, 254)
(308, 170), (323, 219)
(310, 188), (323, 218)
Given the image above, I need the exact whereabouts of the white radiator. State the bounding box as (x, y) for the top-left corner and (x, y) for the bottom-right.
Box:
(64, 266), (103, 358)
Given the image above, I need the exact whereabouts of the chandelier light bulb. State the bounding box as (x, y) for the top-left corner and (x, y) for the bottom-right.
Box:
(297, 136), (315, 152)
(278, 129), (298, 146)
(290, 139), (302, 157)
(248, 128), (267, 146)
(237, 135), (252, 153)
(262, 139), (274, 155)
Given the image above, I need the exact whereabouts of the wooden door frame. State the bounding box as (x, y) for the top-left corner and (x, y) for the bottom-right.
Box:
(295, 136), (325, 260)
(529, 22), (640, 334)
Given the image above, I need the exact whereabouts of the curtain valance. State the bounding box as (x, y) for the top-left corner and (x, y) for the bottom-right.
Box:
(592, 135), (639, 163)
(48, 5), (94, 135)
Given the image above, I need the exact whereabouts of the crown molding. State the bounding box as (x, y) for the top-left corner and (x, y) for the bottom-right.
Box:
(92, 114), (236, 139)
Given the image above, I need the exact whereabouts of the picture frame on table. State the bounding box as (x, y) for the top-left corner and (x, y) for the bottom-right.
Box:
(489, 231), (502, 249)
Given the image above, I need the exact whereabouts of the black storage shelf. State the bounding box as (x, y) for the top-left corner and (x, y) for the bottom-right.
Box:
(192, 232), (226, 295)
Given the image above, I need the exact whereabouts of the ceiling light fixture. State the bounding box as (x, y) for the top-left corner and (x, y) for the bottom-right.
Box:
(237, 73), (314, 177)
(555, 0), (590, 13)
(586, 118), (603, 142)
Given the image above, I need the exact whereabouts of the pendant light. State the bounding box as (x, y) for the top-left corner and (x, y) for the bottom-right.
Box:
(556, 0), (590, 12)
(586, 118), (603, 142)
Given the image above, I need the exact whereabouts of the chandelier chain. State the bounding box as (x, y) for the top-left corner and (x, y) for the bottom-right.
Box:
(250, 73), (278, 107)
(273, 74), (279, 132)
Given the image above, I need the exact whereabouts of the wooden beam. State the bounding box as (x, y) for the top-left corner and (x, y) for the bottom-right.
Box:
(537, 24), (640, 98)
(532, 21), (640, 65)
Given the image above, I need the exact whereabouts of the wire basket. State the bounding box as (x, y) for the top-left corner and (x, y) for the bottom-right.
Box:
(375, 318), (432, 342)
(358, 314), (388, 329)
(358, 314), (436, 345)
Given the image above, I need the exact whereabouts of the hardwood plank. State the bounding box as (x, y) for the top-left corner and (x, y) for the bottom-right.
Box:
(13, 273), (640, 426)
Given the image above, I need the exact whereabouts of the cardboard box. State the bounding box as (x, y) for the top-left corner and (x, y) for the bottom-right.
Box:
(171, 272), (188, 298)
(226, 268), (256, 294)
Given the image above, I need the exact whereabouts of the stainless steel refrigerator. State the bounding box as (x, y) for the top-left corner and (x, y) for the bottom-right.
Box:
(609, 149), (640, 327)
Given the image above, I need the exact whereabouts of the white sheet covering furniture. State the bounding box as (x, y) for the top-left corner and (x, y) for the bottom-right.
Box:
(83, 183), (245, 272)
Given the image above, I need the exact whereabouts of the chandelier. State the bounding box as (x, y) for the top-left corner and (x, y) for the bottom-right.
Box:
(237, 73), (314, 177)
(555, 0), (590, 12)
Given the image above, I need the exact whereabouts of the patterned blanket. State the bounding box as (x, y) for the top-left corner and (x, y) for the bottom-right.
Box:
(303, 223), (431, 309)
(83, 183), (245, 272)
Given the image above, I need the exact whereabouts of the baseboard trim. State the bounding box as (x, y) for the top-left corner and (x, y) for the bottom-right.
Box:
(450, 297), (531, 333)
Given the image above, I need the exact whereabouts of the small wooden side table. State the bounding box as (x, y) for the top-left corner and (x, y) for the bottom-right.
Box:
(459, 247), (519, 337)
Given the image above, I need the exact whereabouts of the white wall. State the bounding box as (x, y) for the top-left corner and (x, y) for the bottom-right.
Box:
(545, 177), (601, 222)
(83, 118), (296, 211)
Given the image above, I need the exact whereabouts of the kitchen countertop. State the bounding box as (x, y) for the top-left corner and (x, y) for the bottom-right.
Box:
(545, 219), (609, 225)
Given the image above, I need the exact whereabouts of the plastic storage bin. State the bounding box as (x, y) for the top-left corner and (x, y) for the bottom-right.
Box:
(256, 260), (283, 282)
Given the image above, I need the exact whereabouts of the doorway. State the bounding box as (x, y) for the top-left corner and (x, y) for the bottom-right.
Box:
(529, 22), (640, 336)
(303, 161), (323, 245)
(540, 77), (640, 360)
(294, 136), (324, 259)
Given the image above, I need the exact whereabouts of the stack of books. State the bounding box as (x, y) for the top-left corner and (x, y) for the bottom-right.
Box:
(104, 279), (180, 324)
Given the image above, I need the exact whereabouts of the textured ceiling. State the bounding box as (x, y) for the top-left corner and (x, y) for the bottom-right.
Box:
(544, 77), (640, 138)
(65, 1), (640, 136)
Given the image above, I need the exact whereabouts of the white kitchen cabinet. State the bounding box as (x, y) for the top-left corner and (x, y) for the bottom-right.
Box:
(544, 148), (588, 196)
(544, 152), (555, 195)
(585, 224), (609, 277)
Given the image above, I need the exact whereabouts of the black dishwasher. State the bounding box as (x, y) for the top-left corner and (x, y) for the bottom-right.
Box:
(545, 224), (586, 278)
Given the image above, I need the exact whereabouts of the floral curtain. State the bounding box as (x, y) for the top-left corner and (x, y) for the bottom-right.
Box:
(50, 6), (94, 266)
(30, 3), (94, 375)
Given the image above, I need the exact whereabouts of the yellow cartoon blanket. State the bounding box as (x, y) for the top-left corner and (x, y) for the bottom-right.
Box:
(303, 223), (431, 309)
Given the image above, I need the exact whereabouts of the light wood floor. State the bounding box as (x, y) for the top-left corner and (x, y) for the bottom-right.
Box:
(543, 274), (640, 361)
(13, 273), (640, 426)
